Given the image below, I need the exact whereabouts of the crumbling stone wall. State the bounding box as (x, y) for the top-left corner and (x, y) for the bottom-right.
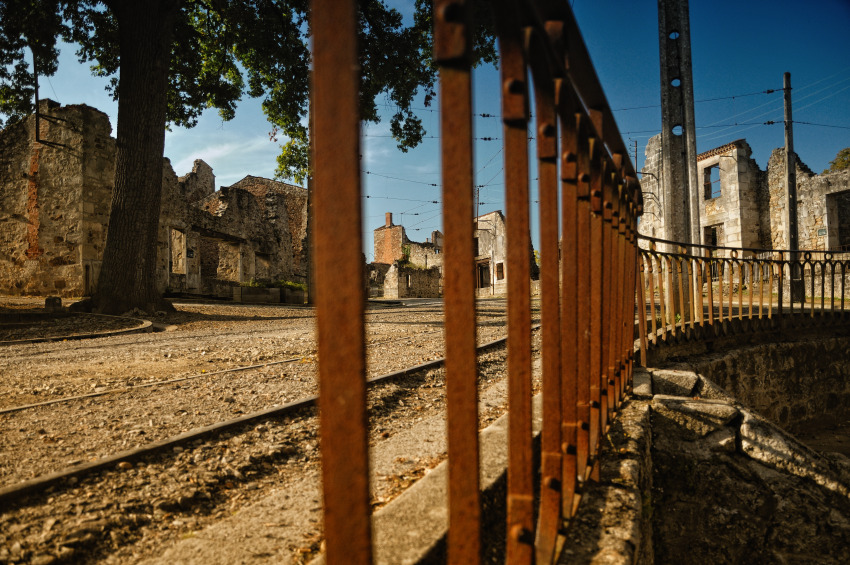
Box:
(475, 211), (509, 295)
(228, 175), (308, 282)
(637, 134), (663, 245)
(697, 140), (761, 250)
(383, 261), (441, 298)
(643, 136), (850, 255)
(0, 100), (114, 296)
(0, 101), (307, 299)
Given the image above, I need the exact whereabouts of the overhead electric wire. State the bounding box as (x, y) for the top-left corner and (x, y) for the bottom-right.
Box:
(793, 120), (850, 130)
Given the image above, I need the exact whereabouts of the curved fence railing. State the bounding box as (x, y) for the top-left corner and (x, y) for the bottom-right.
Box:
(311, 1), (642, 564)
(637, 235), (850, 364)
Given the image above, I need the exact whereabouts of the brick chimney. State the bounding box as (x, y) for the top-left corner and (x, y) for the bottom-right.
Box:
(385, 212), (393, 227)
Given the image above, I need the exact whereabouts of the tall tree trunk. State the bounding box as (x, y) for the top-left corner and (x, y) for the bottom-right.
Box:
(90, 0), (179, 314)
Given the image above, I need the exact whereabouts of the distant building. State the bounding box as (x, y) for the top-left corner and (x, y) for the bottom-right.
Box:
(370, 209), (538, 298)
(639, 135), (850, 252)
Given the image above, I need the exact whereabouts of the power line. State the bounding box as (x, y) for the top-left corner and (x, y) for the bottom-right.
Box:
(363, 194), (439, 203)
(362, 169), (439, 187)
(613, 88), (779, 112)
(793, 120), (850, 130)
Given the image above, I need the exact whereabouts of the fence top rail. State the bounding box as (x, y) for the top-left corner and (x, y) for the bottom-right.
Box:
(638, 234), (850, 259)
(513, 0), (641, 204)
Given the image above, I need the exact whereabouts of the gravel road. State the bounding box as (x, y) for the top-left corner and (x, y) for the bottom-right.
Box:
(0, 297), (541, 564)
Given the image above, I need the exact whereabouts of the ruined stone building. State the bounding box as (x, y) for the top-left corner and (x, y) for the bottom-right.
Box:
(638, 134), (850, 252)
(0, 100), (308, 298)
(370, 210), (538, 298)
(371, 212), (443, 298)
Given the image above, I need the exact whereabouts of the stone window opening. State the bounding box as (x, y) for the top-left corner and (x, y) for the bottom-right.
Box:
(496, 262), (504, 280)
(703, 164), (721, 199)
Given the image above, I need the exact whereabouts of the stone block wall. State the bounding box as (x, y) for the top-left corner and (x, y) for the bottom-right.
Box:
(0, 102), (309, 299)
(643, 135), (850, 257)
(0, 101), (114, 296)
(228, 175), (308, 282)
(637, 134), (663, 243)
(383, 261), (441, 298)
(697, 140), (761, 250)
(475, 211), (508, 295)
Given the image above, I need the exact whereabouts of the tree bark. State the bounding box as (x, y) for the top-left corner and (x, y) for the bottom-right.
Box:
(89, 0), (179, 314)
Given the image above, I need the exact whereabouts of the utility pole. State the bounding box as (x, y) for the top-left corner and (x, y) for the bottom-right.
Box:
(784, 72), (804, 303)
(658, 0), (699, 324)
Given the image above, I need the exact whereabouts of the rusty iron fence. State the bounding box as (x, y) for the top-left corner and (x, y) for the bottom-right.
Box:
(311, 0), (642, 563)
(637, 235), (850, 365)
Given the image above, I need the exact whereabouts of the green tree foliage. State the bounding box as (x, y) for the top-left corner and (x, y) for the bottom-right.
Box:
(0, 0), (494, 313)
(824, 147), (850, 173)
(1, 0), (444, 182)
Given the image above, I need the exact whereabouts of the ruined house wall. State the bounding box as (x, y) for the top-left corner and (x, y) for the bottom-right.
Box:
(408, 239), (443, 270)
(475, 211), (508, 295)
(0, 101), (307, 300)
(229, 176), (308, 281)
(374, 224), (407, 265)
(0, 101), (114, 296)
(697, 140), (761, 250)
(383, 261), (441, 299)
(637, 134), (663, 245)
(766, 149), (850, 251)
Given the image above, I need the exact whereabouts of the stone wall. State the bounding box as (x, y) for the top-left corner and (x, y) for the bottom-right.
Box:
(228, 175), (308, 281)
(643, 135), (850, 255)
(383, 261), (441, 299)
(0, 101), (307, 299)
(0, 101), (114, 296)
(697, 140), (762, 250)
(637, 134), (664, 245)
(475, 211), (508, 295)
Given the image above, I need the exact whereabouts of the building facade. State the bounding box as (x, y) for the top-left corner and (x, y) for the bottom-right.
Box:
(0, 101), (308, 298)
(639, 134), (850, 252)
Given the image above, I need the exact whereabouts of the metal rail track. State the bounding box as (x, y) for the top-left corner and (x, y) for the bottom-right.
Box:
(0, 328), (538, 508)
(0, 328), (449, 416)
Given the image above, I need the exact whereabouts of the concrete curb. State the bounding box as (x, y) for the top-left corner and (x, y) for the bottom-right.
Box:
(0, 313), (151, 346)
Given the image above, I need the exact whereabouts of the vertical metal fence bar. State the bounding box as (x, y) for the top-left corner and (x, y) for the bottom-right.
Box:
(809, 259), (816, 318)
(613, 186), (627, 403)
(677, 257), (686, 333)
(667, 257), (677, 337)
(727, 259), (733, 320)
(599, 165), (614, 432)
(697, 259), (706, 325)
(623, 205), (646, 386)
(312, 2), (372, 562)
(575, 114), (593, 481)
(647, 252), (657, 345)
(531, 41), (562, 563)
(638, 254), (648, 366)
(748, 262), (754, 319)
(434, 2), (481, 562)
(557, 77), (580, 519)
(771, 262), (778, 318)
(657, 255), (668, 341)
(758, 261), (764, 319)
(735, 259), (744, 320)
(706, 255), (714, 325)
(588, 136), (605, 478)
(494, 4), (534, 561)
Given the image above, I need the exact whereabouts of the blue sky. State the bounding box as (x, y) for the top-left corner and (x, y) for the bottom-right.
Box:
(33, 1), (850, 258)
